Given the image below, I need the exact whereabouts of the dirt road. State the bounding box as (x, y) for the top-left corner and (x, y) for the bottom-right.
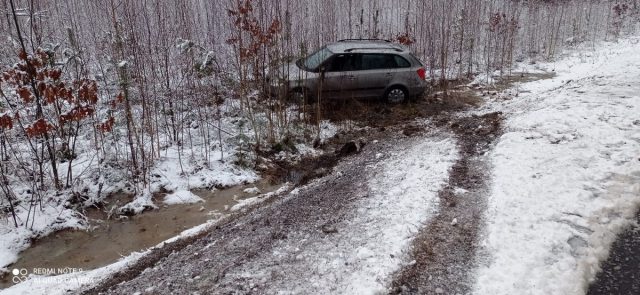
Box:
(79, 74), (637, 294)
(82, 96), (495, 294)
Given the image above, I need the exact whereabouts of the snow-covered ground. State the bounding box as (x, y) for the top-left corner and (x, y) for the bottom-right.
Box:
(474, 37), (640, 294)
(345, 136), (457, 293)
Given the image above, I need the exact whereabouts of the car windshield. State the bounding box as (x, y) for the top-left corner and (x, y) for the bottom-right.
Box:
(301, 47), (332, 70)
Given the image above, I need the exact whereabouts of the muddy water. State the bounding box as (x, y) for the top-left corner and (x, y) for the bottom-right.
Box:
(491, 72), (556, 91)
(0, 181), (281, 289)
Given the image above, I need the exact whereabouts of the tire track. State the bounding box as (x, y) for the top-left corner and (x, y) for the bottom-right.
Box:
(391, 112), (503, 294)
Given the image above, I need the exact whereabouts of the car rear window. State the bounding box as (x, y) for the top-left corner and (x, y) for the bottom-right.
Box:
(360, 54), (398, 70)
(393, 55), (411, 68)
(408, 53), (425, 67)
(357, 54), (411, 70)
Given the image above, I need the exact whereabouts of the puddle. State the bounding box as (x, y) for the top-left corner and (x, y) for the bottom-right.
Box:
(492, 72), (556, 91)
(0, 181), (281, 289)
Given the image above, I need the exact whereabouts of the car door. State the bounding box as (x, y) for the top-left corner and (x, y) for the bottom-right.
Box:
(353, 54), (399, 98)
(319, 53), (359, 100)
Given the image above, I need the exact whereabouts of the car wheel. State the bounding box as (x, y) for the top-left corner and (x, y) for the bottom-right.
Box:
(289, 88), (316, 104)
(288, 88), (307, 104)
(384, 86), (408, 104)
(289, 90), (303, 103)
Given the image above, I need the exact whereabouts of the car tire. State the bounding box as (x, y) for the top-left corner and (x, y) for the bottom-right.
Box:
(288, 88), (314, 104)
(288, 88), (305, 103)
(288, 90), (304, 103)
(384, 86), (408, 104)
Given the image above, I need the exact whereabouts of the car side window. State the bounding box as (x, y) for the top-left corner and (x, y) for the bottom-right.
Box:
(394, 55), (411, 68)
(360, 54), (399, 70)
(327, 54), (358, 72)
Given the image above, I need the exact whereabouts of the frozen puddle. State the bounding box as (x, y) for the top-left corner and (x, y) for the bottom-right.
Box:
(0, 181), (281, 289)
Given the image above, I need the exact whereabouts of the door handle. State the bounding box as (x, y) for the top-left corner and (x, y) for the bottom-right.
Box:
(347, 75), (356, 80)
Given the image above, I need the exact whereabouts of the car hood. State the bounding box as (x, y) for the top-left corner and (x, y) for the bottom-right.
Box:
(272, 61), (314, 81)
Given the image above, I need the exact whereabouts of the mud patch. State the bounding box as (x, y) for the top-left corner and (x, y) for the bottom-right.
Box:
(391, 112), (503, 294)
(80, 73), (545, 294)
(304, 92), (472, 129)
(491, 72), (556, 92)
(83, 132), (410, 295)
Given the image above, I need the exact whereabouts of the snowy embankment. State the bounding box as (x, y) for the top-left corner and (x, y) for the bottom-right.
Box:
(475, 38), (640, 294)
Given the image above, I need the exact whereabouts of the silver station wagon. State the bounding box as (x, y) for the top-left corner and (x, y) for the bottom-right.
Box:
(268, 39), (428, 103)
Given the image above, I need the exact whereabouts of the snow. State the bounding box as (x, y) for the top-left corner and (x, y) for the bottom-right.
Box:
(469, 72), (496, 86)
(474, 37), (640, 295)
(162, 190), (204, 205)
(230, 184), (291, 212)
(0, 132), (132, 274)
(117, 190), (157, 215)
(0, 83), (339, 277)
(120, 138), (261, 213)
(176, 38), (194, 52)
(149, 145), (259, 194)
(242, 187), (261, 195)
(3, 96), (271, 261)
(340, 137), (457, 294)
(319, 120), (339, 143)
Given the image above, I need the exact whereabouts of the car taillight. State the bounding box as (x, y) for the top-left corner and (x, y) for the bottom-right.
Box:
(416, 68), (426, 81)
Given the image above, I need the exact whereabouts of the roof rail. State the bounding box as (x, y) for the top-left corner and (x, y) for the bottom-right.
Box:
(338, 38), (391, 42)
(344, 47), (403, 52)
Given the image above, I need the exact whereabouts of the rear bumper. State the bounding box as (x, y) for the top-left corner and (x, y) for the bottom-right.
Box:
(408, 82), (428, 97)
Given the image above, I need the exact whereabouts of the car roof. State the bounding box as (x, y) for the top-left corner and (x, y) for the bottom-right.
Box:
(326, 40), (409, 54)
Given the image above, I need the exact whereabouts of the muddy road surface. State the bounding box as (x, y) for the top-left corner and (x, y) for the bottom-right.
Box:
(85, 131), (452, 294)
(82, 93), (490, 294)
